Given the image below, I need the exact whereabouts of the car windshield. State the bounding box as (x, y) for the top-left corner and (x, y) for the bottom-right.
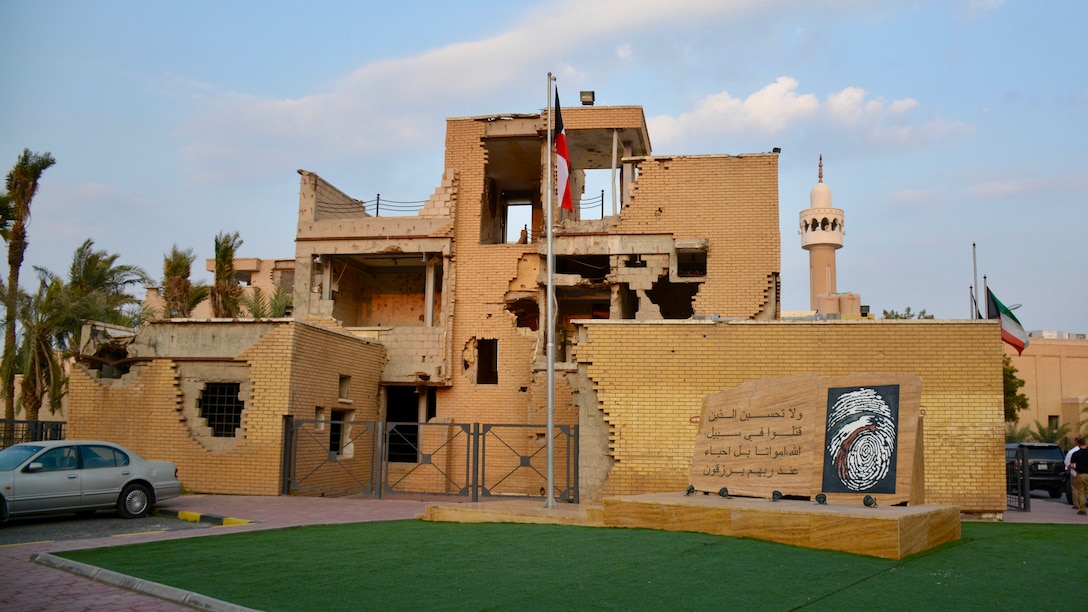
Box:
(0, 445), (43, 471)
(1026, 446), (1064, 461)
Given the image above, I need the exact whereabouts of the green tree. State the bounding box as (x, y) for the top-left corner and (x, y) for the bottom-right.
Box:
(1027, 419), (1071, 444)
(241, 286), (269, 318)
(1005, 422), (1032, 443)
(3, 149), (56, 426)
(162, 244), (208, 318)
(10, 273), (68, 421)
(240, 284), (293, 319)
(50, 239), (149, 352)
(1003, 355), (1030, 422)
(209, 231), (243, 318)
(882, 307), (934, 319)
(269, 285), (292, 318)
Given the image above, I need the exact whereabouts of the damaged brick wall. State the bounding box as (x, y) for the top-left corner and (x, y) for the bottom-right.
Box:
(618, 154), (780, 319)
(576, 319), (1005, 513)
(66, 321), (385, 495)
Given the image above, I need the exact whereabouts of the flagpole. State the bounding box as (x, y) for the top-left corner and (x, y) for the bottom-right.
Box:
(972, 242), (979, 318)
(544, 73), (558, 509)
(983, 275), (989, 318)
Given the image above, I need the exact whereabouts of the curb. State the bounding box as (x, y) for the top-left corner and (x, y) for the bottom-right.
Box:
(30, 552), (257, 612)
(155, 508), (253, 526)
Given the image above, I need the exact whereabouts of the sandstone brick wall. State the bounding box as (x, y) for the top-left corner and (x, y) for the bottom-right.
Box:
(619, 154), (780, 319)
(576, 319), (1006, 513)
(66, 321), (385, 495)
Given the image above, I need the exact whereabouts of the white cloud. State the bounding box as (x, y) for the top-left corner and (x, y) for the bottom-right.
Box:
(650, 79), (969, 150)
(967, 0), (1004, 13)
(649, 77), (820, 143)
(887, 189), (932, 204)
(965, 175), (1088, 198)
(175, 0), (801, 181)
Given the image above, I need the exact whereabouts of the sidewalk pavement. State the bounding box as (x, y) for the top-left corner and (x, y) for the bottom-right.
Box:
(1, 492), (1082, 611)
(1000, 493), (1087, 524)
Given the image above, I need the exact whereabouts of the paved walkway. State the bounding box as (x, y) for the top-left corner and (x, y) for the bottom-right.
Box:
(1, 493), (1081, 611)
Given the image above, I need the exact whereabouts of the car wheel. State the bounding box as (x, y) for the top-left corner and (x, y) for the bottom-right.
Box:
(0, 495), (7, 523)
(1048, 488), (1063, 499)
(117, 483), (152, 519)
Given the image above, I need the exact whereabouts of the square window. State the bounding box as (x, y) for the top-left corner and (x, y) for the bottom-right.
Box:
(199, 382), (244, 437)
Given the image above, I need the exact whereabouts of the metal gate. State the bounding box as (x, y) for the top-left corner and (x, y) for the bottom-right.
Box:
(1006, 444), (1030, 511)
(282, 417), (578, 502)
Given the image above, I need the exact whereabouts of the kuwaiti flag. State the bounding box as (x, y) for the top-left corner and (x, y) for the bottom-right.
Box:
(986, 287), (1029, 355)
(554, 91), (573, 212)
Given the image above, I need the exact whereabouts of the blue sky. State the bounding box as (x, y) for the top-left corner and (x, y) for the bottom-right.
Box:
(2, 0), (1085, 333)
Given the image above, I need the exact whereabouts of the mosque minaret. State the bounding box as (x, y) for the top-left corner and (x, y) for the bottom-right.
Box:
(800, 155), (845, 311)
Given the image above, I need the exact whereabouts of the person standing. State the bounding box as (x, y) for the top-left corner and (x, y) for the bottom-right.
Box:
(1070, 438), (1088, 515)
(1066, 438), (1085, 507)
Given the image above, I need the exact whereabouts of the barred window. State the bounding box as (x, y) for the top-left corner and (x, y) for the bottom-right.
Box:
(200, 382), (244, 437)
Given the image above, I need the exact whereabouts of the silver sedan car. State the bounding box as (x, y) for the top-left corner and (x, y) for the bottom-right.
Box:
(0, 440), (182, 521)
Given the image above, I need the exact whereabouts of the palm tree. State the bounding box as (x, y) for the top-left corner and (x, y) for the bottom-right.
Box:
(242, 284), (293, 319)
(1005, 422), (1032, 443)
(1028, 419), (1071, 444)
(269, 285), (293, 318)
(241, 286), (269, 318)
(209, 231), (243, 318)
(3, 149), (56, 425)
(162, 244), (208, 318)
(11, 273), (67, 421)
(50, 239), (149, 352)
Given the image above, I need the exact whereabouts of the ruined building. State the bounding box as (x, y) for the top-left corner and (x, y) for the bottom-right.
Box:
(69, 100), (1006, 512)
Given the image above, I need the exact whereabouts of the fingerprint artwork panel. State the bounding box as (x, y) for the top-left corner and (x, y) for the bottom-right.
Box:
(821, 385), (899, 494)
(690, 373), (921, 505)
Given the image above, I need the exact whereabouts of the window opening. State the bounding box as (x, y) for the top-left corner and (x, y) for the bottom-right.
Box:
(480, 135), (542, 245)
(330, 409), (354, 458)
(426, 387), (437, 421)
(338, 375), (351, 401)
(580, 168), (612, 220)
(677, 249), (707, 277)
(199, 382), (244, 437)
(556, 255), (610, 282)
(477, 339), (499, 384)
(505, 200), (533, 243)
(386, 386), (420, 462)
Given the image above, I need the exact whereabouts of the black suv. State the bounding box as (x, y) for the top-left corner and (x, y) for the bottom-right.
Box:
(1006, 442), (1068, 498)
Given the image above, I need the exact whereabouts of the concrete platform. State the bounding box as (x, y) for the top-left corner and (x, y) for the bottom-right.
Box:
(422, 498), (606, 527)
(423, 493), (961, 560)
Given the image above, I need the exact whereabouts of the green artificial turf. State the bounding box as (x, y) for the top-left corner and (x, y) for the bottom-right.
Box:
(58, 520), (1087, 611)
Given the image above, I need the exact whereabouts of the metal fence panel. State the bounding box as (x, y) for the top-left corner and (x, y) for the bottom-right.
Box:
(1006, 445), (1030, 511)
(480, 423), (578, 503)
(285, 418), (379, 497)
(381, 421), (474, 498)
(0, 420), (66, 450)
